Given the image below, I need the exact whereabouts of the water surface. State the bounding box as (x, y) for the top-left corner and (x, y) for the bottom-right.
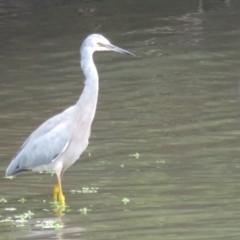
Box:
(1, 0), (240, 239)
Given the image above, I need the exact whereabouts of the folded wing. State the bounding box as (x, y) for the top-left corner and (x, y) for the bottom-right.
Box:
(6, 107), (74, 176)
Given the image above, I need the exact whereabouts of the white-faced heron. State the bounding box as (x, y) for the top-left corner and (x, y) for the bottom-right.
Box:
(6, 34), (134, 205)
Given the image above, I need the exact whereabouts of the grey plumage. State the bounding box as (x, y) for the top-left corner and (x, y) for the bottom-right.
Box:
(6, 108), (72, 175)
(6, 34), (134, 204)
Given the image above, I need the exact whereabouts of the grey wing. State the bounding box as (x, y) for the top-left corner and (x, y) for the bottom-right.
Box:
(19, 106), (74, 152)
(6, 107), (74, 176)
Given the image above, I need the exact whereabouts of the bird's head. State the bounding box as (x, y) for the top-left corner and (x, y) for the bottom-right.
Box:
(81, 34), (135, 56)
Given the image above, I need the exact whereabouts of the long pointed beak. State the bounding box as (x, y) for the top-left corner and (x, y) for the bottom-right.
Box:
(105, 44), (135, 57)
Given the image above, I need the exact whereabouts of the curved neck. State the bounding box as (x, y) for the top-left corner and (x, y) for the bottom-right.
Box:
(77, 48), (99, 108)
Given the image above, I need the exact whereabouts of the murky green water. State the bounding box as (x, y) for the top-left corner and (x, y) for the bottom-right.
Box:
(1, 0), (240, 239)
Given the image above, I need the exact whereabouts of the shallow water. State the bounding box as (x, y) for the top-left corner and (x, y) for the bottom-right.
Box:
(1, 0), (240, 239)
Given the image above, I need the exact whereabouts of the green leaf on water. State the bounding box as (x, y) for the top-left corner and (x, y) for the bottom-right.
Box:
(129, 153), (140, 159)
(18, 198), (26, 203)
(78, 207), (91, 214)
(0, 198), (7, 203)
(122, 198), (130, 205)
(5, 208), (16, 211)
(5, 176), (14, 180)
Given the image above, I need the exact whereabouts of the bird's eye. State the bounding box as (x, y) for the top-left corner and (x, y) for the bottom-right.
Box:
(98, 43), (104, 47)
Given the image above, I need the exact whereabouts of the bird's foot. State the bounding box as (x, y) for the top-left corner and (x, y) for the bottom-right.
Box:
(53, 183), (66, 205)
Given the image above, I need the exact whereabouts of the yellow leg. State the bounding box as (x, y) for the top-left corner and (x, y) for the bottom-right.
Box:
(53, 183), (60, 202)
(53, 173), (65, 205)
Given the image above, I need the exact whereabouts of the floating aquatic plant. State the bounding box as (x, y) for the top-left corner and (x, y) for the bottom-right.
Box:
(122, 198), (130, 205)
